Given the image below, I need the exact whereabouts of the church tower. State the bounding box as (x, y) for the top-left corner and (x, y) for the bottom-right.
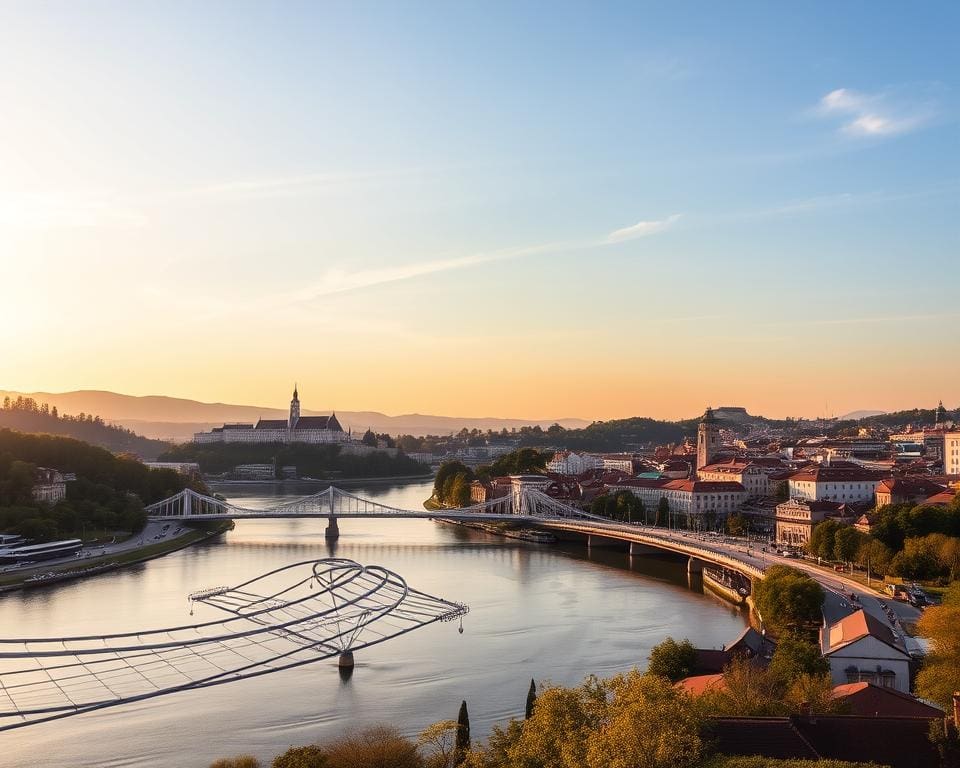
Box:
(697, 407), (720, 472)
(289, 384), (300, 430)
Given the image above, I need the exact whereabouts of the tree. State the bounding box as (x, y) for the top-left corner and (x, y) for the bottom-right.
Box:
(272, 745), (328, 768)
(726, 513), (748, 537)
(752, 565), (824, 637)
(583, 671), (705, 768)
(455, 701), (471, 763)
(915, 587), (960, 709)
(647, 637), (697, 682)
(525, 679), (537, 719)
(855, 538), (892, 578)
(773, 481), (789, 503)
(318, 725), (422, 768)
(768, 634), (829, 687)
(361, 429), (378, 447)
(658, 496), (670, 527)
(832, 526), (861, 564)
(418, 720), (458, 768)
(807, 519), (841, 560)
(210, 758), (262, 768)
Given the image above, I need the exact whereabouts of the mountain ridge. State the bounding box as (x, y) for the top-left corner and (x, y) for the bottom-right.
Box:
(0, 389), (591, 441)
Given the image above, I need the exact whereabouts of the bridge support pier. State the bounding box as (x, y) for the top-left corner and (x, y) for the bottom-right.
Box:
(325, 516), (340, 541)
(687, 556), (704, 575)
(338, 650), (354, 670)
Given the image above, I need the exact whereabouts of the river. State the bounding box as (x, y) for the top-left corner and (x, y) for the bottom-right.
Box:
(0, 479), (746, 767)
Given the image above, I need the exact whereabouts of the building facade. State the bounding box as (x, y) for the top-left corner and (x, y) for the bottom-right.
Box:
(31, 467), (68, 504)
(194, 387), (352, 445)
(946, 431), (960, 477)
(774, 498), (854, 546)
(546, 451), (602, 475)
(607, 478), (747, 518)
(787, 465), (885, 503)
(821, 610), (912, 693)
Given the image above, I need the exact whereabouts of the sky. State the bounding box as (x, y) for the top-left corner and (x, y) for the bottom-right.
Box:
(1, 1), (958, 421)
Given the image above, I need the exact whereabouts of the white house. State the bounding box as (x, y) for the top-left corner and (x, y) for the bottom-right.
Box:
(546, 451), (601, 475)
(821, 609), (912, 693)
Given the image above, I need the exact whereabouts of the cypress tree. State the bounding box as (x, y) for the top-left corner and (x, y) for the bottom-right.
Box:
(455, 699), (470, 762)
(525, 678), (537, 719)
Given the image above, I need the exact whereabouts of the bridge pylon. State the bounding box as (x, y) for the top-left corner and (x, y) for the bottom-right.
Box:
(325, 515), (340, 540)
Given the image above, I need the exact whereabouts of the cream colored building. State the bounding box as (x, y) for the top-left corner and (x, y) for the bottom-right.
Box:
(946, 432), (960, 477)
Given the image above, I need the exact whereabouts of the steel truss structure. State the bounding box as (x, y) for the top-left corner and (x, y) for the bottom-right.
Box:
(144, 484), (605, 522)
(0, 559), (467, 732)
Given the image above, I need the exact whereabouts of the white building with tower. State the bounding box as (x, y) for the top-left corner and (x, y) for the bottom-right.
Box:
(193, 387), (352, 445)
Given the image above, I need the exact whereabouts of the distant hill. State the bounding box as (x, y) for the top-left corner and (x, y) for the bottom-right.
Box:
(839, 410), (887, 420)
(0, 390), (591, 441)
(0, 396), (171, 459)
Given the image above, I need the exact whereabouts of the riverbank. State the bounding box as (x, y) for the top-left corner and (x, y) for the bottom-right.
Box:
(209, 473), (433, 487)
(0, 521), (233, 593)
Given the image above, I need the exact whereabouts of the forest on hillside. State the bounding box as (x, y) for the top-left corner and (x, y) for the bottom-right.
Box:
(0, 429), (199, 541)
(0, 396), (170, 458)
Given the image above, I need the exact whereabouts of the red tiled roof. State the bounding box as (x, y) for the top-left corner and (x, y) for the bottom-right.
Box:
(822, 609), (906, 656)
(789, 466), (888, 483)
(830, 682), (943, 719)
(675, 673), (726, 696)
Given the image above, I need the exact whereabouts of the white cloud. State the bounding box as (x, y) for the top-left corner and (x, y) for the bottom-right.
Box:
(605, 213), (681, 243)
(817, 88), (930, 137)
(273, 213), (680, 304)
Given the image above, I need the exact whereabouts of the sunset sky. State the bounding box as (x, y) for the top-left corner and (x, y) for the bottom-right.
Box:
(1, 2), (957, 421)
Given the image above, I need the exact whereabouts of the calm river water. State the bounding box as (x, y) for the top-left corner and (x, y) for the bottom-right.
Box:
(0, 480), (746, 768)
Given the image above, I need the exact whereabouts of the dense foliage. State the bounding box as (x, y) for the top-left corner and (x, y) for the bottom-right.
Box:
(916, 581), (960, 709)
(432, 449), (553, 507)
(0, 396), (170, 459)
(159, 442), (427, 479)
(806, 495), (960, 582)
(590, 489), (645, 522)
(0, 429), (197, 541)
(647, 637), (698, 682)
(751, 565), (824, 637)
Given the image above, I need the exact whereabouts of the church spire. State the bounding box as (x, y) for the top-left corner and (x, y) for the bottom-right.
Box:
(293, 383), (298, 400)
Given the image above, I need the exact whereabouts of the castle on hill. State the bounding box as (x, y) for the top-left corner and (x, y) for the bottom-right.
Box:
(193, 386), (351, 445)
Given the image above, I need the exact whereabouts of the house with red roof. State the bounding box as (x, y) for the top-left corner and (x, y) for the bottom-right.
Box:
(820, 609), (912, 693)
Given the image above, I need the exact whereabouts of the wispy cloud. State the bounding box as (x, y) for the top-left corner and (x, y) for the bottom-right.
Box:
(281, 213), (681, 303)
(287, 242), (564, 302)
(817, 88), (932, 137)
(605, 213), (681, 243)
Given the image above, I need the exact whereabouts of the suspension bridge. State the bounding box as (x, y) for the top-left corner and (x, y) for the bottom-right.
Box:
(145, 485), (766, 580)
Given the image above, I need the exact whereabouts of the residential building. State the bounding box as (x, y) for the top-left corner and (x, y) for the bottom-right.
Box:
(875, 476), (947, 508)
(607, 477), (747, 518)
(545, 451), (601, 475)
(710, 715), (939, 768)
(787, 464), (886, 503)
(697, 457), (788, 498)
(946, 431), (960, 477)
(820, 609), (912, 693)
(31, 467), (68, 504)
(775, 498), (856, 546)
(194, 386), (351, 445)
(829, 682), (943, 718)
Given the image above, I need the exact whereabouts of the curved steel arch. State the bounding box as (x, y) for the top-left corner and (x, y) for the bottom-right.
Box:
(0, 559), (467, 732)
